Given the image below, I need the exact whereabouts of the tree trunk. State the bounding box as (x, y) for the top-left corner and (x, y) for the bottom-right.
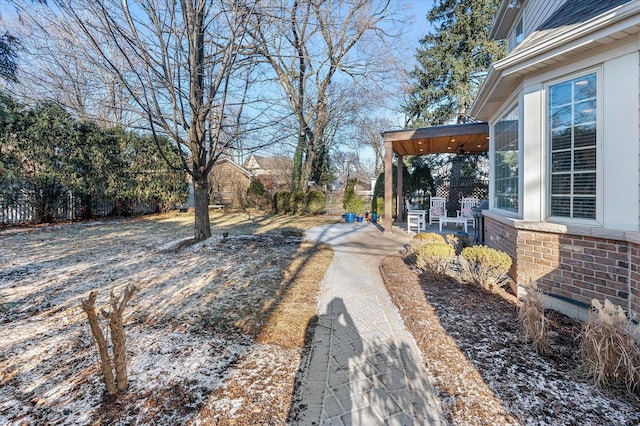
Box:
(193, 173), (211, 241)
(104, 285), (136, 393)
(81, 291), (117, 395)
(292, 134), (305, 190)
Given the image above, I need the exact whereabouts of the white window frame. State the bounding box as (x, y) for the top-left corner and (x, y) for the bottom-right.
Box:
(493, 103), (520, 215)
(545, 68), (602, 225)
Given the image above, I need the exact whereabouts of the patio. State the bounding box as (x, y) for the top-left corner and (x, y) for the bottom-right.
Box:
(381, 122), (490, 235)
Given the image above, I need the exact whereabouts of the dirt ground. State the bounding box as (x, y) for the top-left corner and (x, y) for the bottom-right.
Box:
(380, 252), (640, 425)
(3, 214), (640, 425)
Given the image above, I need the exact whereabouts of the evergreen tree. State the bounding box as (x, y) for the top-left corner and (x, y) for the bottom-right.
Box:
(0, 32), (19, 83)
(404, 0), (505, 127)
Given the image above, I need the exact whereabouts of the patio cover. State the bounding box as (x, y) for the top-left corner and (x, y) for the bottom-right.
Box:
(381, 122), (489, 234)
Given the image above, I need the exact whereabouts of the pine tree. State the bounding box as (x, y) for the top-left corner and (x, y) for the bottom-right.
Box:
(404, 0), (505, 127)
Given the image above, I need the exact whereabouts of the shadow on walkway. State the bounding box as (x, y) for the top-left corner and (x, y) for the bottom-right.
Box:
(288, 296), (441, 424)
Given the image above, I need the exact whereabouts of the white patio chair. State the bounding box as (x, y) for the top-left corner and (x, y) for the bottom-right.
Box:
(405, 199), (426, 233)
(457, 197), (480, 229)
(428, 197), (447, 226)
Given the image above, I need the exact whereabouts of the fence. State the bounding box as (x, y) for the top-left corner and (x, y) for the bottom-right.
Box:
(407, 178), (489, 214)
(0, 192), (159, 225)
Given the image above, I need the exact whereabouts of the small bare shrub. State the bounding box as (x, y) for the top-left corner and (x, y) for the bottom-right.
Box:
(415, 242), (455, 276)
(81, 284), (136, 395)
(445, 233), (471, 255)
(459, 245), (512, 291)
(518, 283), (550, 355)
(579, 299), (640, 396)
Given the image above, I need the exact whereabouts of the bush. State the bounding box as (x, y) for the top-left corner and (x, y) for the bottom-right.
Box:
(579, 299), (640, 396)
(343, 178), (357, 211)
(246, 179), (270, 210)
(289, 190), (306, 214)
(415, 242), (455, 276)
(445, 233), (472, 255)
(345, 196), (366, 215)
(518, 283), (550, 356)
(274, 191), (291, 214)
(372, 196), (384, 215)
(410, 232), (445, 251)
(306, 190), (326, 214)
(459, 245), (512, 291)
(413, 232), (446, 243)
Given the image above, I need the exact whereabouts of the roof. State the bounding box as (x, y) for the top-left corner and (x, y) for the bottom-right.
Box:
(490, 0), (528, 40)
(382, 122), (489, 156)
(216, 158), (253, 179)
(539, 0), (632, 30)
(471, 0), (640, 121)
(244, 155), (293, 171)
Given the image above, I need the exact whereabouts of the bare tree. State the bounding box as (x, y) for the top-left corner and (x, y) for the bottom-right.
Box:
(81, 285), (136, 395)
(251, 0), (402, 191)
(29, 0), (260, 241)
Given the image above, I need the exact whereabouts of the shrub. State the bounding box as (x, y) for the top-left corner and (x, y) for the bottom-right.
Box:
(246, 179), (270, 210)
(274, 191), (291, 214)
(410, 232), (445, 251)
(459, 245), (512, 291)
(518, 283), (550, 356)
(289, 190), (306, 214)
(413, 232), (445, 243)
(345, 196), (366, 215)
(343, 178), (357, 211)
(372, 196), (384, 215)
(415, 242), (455, 276)
(579, 299), (640, 396)
(306, 190), (326, 214)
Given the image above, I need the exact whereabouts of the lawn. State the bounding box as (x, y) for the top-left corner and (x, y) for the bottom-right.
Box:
(0, 211), (336, 424)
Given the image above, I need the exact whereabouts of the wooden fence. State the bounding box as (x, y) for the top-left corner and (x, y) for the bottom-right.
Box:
(0, 193), (159, 225)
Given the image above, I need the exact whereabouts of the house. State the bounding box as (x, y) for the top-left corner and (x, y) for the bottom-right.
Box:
(468, 0), (640, 322)
(243, 154), (293, 193)
(208, 158), (253, 208)
(382, 0), (640, 326)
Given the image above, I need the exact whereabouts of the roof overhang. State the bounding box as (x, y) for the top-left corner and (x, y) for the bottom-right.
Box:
(382, 122), (489, 156)
(490, 0), (526, 39)
(471, 1), (640, 121)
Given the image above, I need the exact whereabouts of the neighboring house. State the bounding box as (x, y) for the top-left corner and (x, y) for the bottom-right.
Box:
(208, 158), (253, 208)
(470, 0), (640, 322)
(244, 154), (293, 193)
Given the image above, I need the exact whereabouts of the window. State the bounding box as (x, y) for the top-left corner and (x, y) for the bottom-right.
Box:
(548, 73), (597, 220)
(494, 105), (519, 213)
(510, 14), (524, 51)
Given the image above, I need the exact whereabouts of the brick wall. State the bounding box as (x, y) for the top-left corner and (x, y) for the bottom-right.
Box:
(486, 218), (636, 317)
(631, 242), (640, 318)
(484, 216), (518, 279)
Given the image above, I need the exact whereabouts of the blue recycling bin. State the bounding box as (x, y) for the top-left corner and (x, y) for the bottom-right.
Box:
(345, 212), (356, 223)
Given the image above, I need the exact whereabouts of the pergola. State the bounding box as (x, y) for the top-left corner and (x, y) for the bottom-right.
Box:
(381, 122), (489, 234)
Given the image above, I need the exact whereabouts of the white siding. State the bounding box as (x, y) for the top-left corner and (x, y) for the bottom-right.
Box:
(525, 0), (565, 35)
(601, 52), (640, 230)
(491, 38), (640, 231)
(522, 85), (544, 222)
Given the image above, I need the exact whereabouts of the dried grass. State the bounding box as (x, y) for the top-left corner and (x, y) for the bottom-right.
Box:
(579, 299), (640, 397)
(257, 242), (333, 348)
(518, 284), (550, 356)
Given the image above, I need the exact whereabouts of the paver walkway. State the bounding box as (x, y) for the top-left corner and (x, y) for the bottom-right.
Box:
(292, 222), (443, 425)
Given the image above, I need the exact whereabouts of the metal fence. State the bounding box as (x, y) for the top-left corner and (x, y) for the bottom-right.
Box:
(0, 193), (159, 225)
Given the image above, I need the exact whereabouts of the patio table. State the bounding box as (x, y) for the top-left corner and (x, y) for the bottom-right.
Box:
(439, 216), (468, 233)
